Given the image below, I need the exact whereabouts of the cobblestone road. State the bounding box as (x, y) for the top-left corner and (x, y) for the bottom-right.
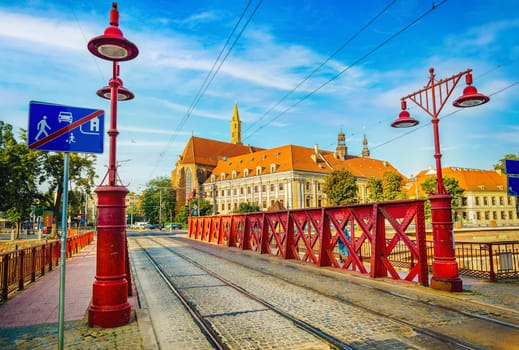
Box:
(130, 234), (519, 349)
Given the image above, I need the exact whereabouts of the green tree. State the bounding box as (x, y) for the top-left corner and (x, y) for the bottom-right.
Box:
(494, 154), (519, 172)
(323, 169), (358, 205)
(141, 177), (176, 227)
(41, 152), (97, 237)
(420, 175), (464, 219)
(0, 123), (44, 237)
(174, 199), (213, 224)
(382, 171), (406, 200)
(233, 202), (260, 213)
(366, 176), (384, 202)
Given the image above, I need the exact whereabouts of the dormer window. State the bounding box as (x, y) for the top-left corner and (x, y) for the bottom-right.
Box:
(244, 168), (249, 177)
(232, 170), (238, 179)
(270, 163), (279, 173)
(256, 166), (262, 175)
(221, 173), (226, 181)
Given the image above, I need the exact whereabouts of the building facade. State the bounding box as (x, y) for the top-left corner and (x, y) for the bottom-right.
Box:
(407, 167), (518, 227)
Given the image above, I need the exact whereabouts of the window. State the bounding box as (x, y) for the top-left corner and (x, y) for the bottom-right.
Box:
(279, 183), (284, 191)
(240, 187), (244, 195)
(233, 189), (237, 195)
(270, 184), (275, 191)
(247, 187), (251, 194)
(462, 197), (467, 206)
(499, 197), (504, 205)
(491, 197), (496, 205)
(262, 185), (266, 192)
(493, 211), (497, 220)
(476, 212), (481, 220)
(501, 211), (506, 220)
(244, 169), (249, 177)
(305, 197), (311, 207)
(232, 171), (237, 179)
(475, 197), (480, 206)
(484, 211), (489, 220)
(483, 197), (488, 206)
(254, 186), (258, 193)
(317, 183), (321, 192)
(306, 182), (310, 191)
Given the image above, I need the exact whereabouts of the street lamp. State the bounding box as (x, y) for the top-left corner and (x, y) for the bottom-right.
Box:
(87, 2), (138, 328)
(392, 67), (489, 292)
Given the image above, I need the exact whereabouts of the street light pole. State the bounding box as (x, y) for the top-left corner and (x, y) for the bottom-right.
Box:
(392, 67), (489, 292)
(87, 2), (138, 328)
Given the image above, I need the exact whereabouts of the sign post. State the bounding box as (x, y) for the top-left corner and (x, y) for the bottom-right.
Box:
(28, 101), (104, 350)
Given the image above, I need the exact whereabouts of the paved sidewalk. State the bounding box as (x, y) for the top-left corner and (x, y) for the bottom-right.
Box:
(0, 241), (147, 350)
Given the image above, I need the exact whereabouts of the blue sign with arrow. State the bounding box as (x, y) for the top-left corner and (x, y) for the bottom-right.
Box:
(28, 101), (104, 154)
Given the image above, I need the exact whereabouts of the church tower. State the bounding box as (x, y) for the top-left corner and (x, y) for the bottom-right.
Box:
(362, 132), (370, 158)
(231, 103), (242, 145)
(335, 129), (347, 160)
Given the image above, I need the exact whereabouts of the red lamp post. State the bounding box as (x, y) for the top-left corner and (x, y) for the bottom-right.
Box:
(392, 67), (489, 292)
(87, 2), (138, 328)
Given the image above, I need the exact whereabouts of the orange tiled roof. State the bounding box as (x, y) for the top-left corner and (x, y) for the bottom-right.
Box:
(407, 167), (506, 197)
(210, 144), (404, 181)
(179, 136), (262, 167)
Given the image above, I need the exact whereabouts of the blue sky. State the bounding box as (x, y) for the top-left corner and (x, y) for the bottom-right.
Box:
(1, 0), (518, 193)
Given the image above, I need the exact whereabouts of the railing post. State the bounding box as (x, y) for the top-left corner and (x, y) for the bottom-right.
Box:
(284, 212), (296, 259)
(371, 204), (387, 278)
(18, 250), (25, 291)
(260, 213), (269, 254)
(2, 254), (8, 301)
(318, 208), (332, 266)
(31, 247), (36, 283)
(488, 243), (496, 282)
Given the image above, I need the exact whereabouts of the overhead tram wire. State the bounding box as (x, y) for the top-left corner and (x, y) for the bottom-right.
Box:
(242, 0), (397, 136)
(147, 0), (263, 179)
(244, 0), (448, 141)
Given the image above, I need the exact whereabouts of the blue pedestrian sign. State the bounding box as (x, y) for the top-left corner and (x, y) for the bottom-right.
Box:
(507, 176), (519, 197)
(28, 101), (104, 154)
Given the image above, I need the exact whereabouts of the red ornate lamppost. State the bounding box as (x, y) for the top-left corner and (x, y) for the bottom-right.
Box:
(392, 67), (489, 292)
(87, 2), (138, 327)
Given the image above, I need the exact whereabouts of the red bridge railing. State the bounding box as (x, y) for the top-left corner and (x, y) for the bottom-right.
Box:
(0, 231), (94, 302)
(189, 200), (429, 286)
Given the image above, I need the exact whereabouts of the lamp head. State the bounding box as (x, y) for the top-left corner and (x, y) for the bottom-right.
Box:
(392, 100), (419, 128)
(96, 78), (135, 101)
(452, 85), (490, 108)
(391, 109), (419, 128)
(87, 3), (139, 61)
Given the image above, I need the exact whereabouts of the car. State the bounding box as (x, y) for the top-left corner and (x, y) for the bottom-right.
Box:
(58, 111), (73, 123)
(169, 223), (182, 230)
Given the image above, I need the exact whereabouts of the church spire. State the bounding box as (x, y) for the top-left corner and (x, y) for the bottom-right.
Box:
(335, 128), (347, 160)
(231, 102), (242, 144)
(362, 132), (370, 158)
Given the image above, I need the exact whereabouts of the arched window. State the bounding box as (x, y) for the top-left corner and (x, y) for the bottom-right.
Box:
(185, 168), (192, 199)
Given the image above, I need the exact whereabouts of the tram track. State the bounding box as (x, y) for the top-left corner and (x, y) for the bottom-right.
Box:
(165, 235), (519, 350)
(133, 236), (353, 350)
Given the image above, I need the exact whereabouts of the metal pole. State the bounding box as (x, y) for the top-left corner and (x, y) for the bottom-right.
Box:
(159, 189), (162, 229)
(58, 152), (70, 350)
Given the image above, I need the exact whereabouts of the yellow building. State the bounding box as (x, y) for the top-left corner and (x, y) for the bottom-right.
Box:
(201, 143), (403, 213)
(407, 167), (518, 227)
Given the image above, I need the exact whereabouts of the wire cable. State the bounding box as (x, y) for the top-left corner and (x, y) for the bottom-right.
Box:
(243, 0), (397, 135)
(243, 0), (448, 141)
